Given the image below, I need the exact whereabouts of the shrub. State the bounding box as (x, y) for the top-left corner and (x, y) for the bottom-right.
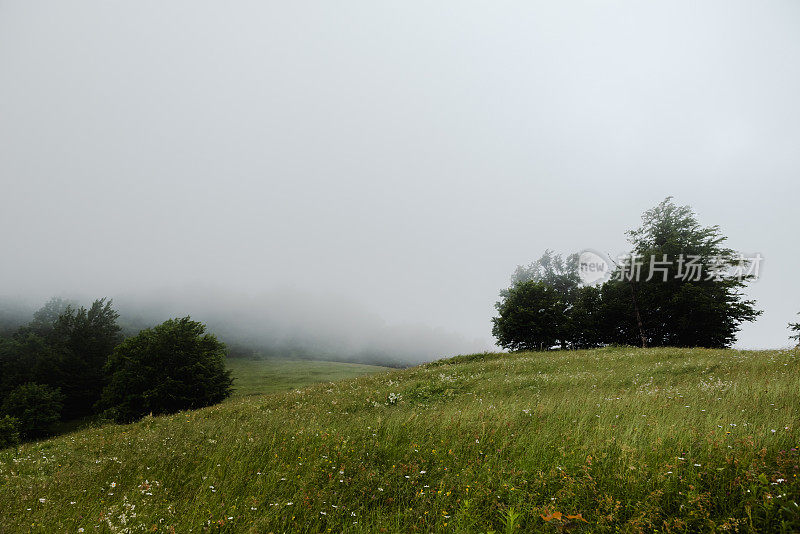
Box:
(0, 415), (20, 448)
(100, 317), (233, 422)
(1, 383), (63, 439)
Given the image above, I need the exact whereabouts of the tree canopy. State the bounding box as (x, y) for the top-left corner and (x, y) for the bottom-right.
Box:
(100, 317), (233, 423)
(493, 198), (761, 350)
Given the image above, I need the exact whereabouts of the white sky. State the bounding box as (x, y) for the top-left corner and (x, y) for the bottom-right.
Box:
(1, 1), (798, 354)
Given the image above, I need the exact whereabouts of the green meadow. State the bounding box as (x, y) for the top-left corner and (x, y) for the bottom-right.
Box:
(2, 347), (799, 532)
(226, 358), (392, 397)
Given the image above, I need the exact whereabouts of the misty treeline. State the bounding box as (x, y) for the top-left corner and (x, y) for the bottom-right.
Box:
(493, 198), (763, 351)
(0, 300), (231, 446)
(0, 290), (481, 368)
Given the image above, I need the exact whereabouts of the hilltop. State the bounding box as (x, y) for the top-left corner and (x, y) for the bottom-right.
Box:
(1, 347), (799, 532)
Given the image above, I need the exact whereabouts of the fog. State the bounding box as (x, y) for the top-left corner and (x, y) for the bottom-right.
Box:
(1, 1), (799, 361)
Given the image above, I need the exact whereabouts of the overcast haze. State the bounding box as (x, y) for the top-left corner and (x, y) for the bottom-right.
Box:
(1, 1), (798, 358)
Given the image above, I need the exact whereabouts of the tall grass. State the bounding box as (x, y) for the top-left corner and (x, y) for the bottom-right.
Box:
(1, 347), (798, 532)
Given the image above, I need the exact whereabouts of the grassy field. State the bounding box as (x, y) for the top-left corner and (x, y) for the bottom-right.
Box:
(225, 358), (392, 396)
(1, 347), (799, 532)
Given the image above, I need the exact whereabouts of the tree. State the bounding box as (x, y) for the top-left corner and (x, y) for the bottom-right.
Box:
(100, 317), (233, 422)
(0, 416), (20, 449)
(790, 314), (800, 345)
(1, 383), (63, 439)
(601, 198), (761, 348)
(492, 199), (761, 351)
(494, 251), (610, 351)
(26, 297), (76, 339)
(492, 280), (567, 351)
(0, 298), (123, 422)
(508, 250), (581, 298)
(51, 299), (123, 418)
(568, 285), (605, 349)
(0, 334), (59, 401)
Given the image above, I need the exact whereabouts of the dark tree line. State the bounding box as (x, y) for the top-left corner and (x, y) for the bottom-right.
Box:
(493, 199), (763, 351)
(0, 299), (232, 446)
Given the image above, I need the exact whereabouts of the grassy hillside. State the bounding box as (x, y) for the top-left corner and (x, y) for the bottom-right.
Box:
(1, 347), (799, 532)
(226, 358), (392, 396)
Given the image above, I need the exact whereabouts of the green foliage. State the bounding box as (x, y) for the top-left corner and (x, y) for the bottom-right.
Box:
(426, 351), (504, 367)
(51, 299), (124, 418)
(101, 317), (233, 423)
(493, 276), (604, 351)
(493, 198), (761, 350)
(608, 197), (761, 347)
(0, 415), (20, 449)
(508, 249), (580, 297)
(790, 314), (800, 344)
(0, 333), (60, 401)
(0, 383), (63, 439)
(25, 297), (76, 339)
(492, 280), (567, 351)
(499, 506), (521, 534)
(0, 298), (123, 422)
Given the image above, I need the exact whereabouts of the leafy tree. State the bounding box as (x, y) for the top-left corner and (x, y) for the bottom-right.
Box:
(493, 199), (761, 351)
(495, 251), (610, 351)
(568, 285), (605, 349)
(0, 298), (123, 422)
(492, 281), (567, 351)
(25, 297), (76, 339)
(0, 334), (54, 400)
(100, 317), (233, 422)
(51, 299), (123, 418)
(601, 198), (761, 348)
(1, 383), (63, 439)
(790, 314), (800, 345)
(508, 250), (580, 297)
(0, 416), (20, 449)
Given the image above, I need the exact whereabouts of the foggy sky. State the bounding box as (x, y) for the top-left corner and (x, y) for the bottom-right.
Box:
(1, 1), (799, 357)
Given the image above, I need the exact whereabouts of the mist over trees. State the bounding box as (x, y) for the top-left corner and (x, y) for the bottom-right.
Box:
(0, 299), (232, 444)
(492, 252), (605, 351)
(108, 289), (485, 366)
(493, 198), (762, 350)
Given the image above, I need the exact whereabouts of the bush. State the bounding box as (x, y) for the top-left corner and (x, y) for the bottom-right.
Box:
(100, 317), (233, 422)
(0, 415), (20, 448)
(1, 383), (63, 439)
